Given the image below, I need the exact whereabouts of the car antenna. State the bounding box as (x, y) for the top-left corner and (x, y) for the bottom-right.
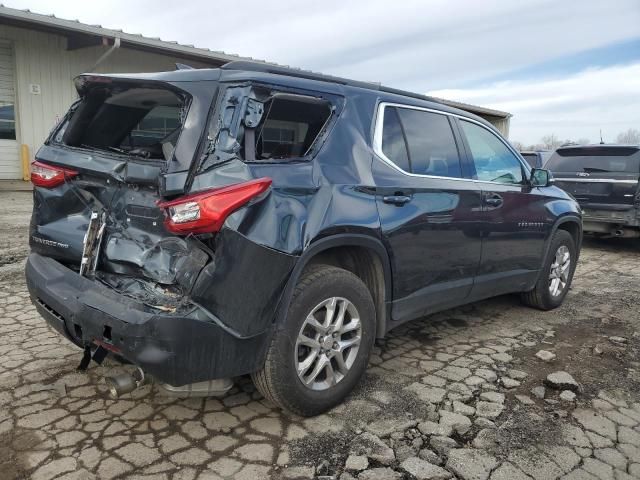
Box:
(599, 129), (605, 145)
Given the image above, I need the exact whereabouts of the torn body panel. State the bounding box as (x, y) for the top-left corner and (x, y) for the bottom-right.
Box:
(26, 253), (274, 385)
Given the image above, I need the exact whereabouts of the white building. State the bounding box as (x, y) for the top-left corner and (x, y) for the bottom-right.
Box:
(0, 5), (511, 180)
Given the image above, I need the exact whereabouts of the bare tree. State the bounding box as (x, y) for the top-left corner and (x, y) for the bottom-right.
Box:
(541, 134), (563, 150)
(616, 128), (640, 145)
(510, 140), (525, 151)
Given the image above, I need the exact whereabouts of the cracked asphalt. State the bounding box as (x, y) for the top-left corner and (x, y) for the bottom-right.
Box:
(0, 190), (639, 480)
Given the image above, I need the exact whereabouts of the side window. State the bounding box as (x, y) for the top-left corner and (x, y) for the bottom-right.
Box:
(397, 109), (462, 177)
(381, 107), (410, 171)
(255, 94), (332, 160)
(378, 106), (463, 178)
(460, 120), (524, 184)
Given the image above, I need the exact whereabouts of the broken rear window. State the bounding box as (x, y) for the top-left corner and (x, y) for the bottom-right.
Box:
(253, 94), (332, 160)
(200, 86), (337, 172)
(56, 84), (188, 161)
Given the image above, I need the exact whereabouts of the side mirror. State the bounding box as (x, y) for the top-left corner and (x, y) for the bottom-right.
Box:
(530, 168), (553, 187)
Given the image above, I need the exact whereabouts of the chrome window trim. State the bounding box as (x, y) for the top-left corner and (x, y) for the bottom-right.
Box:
(553, 177), (638, 184)
(372, 101), (531, 186)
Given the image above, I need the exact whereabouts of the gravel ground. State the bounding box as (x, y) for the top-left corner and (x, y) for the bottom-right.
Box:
(0, 191), (639, 480)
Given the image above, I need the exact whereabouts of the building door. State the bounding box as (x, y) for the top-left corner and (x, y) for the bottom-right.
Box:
(0, 40), (19, 179)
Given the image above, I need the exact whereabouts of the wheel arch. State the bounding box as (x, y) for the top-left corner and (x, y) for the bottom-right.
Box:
(275, 234), (392, 338)
(534, 214), (582, 287)
(555, 217), (582, 250)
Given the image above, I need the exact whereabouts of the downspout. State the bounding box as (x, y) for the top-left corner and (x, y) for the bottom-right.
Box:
(89, 37), (121, 72)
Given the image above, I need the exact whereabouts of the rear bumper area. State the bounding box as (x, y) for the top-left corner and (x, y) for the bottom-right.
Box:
(25, 253), (272, 386)
(581, 206), (640, 230)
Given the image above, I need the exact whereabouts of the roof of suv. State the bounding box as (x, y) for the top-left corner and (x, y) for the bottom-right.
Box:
(555, 144), (640, 154)
(78, 61), (498, 131)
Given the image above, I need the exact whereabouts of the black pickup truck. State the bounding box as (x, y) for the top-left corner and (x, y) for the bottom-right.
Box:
(547, 145), (640, 238)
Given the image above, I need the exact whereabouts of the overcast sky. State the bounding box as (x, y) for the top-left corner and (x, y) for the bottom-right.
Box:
(5, 0), (640, 144)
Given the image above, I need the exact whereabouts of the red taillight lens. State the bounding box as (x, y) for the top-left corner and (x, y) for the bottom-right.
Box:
(158, 177), (272, 234)
(30, 160), (79, 188)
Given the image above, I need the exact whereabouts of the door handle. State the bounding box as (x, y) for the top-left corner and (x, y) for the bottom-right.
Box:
(383, 195), (412, 206)
(484, 194), (503, 207)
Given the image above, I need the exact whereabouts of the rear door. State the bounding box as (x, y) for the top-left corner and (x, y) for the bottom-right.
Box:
(456, 119), (550, 298)
(372, 104), (483, 324)
(547, 146), (640, 210)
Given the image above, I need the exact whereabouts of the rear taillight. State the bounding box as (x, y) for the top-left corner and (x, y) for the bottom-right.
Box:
(30, 160), (79, 188)
(158, 178), (272, 234)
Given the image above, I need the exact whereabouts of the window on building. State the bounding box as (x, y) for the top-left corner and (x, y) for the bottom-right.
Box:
(379, 106), (463, 178)
(0, 103), (16, 140)
(254, 94), (332, 160)
(460, 120), (524, 184)
(127, 105), (182, 148)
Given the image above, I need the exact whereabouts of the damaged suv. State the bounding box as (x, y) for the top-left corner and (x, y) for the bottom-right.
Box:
(26, 62), (582, 416)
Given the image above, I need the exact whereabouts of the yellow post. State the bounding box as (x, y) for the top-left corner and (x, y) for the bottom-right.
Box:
(21, 144), (30, 181)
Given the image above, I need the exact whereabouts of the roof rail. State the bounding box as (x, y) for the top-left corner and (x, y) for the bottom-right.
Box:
(221, 60), (378, 90)
(222, 60), (439, 104)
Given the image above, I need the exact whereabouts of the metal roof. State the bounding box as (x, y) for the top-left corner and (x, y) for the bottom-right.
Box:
(432, 97), (511, 119)
(0, 5), (511, 120)
(0, 4), (267, 66)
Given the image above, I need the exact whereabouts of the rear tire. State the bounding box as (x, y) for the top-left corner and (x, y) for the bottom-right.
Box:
(251, 264), (376, 416)
(521, 229), (577, 310)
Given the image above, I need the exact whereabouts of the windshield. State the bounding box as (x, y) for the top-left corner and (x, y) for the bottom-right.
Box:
(546, 147), (640, 174)
(54, 84), (188, 161)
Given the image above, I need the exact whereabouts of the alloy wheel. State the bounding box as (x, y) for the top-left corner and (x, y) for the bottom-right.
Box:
(294, 297), (362, 391)
(549, 245), (571, 296)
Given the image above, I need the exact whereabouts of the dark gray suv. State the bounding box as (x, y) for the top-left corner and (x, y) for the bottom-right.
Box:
(26, 61), (582, 415)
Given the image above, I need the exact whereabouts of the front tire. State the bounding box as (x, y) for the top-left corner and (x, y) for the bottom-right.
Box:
(521, 229), (577, 310)
(251, 264), (376, 416)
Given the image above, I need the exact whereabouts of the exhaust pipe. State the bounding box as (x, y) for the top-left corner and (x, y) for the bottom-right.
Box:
(157, 378), (233, 398)
(105, 367), (146, 398)
(613, 228), (640, 238)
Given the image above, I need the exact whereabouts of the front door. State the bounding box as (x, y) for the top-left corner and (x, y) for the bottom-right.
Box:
(456, 118), (550, 299)
(372, 104), (483, 324)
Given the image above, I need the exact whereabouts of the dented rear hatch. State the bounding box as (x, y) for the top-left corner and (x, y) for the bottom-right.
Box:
(30, 73), (219, 312)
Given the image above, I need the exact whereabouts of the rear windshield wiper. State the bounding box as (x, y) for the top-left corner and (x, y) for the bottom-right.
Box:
(582, 167), (610, 172)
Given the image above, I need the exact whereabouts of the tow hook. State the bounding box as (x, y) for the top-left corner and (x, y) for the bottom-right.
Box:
(105, 367), (147, 398)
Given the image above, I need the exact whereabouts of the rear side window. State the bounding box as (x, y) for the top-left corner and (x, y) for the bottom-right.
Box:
(546, 147), (640, 173)
(254, 94), (332, 160)
(381, 107), (410, 171)
(460, 120), (524, 184)
(379, 106), (462, 178)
